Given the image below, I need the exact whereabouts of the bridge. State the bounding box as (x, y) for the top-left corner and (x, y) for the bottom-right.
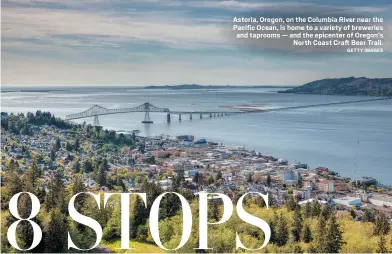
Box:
(65, 97), (391, 126)
(65, 102), (245, 125)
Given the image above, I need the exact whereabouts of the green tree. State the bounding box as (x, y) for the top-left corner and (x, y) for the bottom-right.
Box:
(25, 157), (41, 190)
(326, 215), (343, 253)
(276, 213), (289, 246)
(375, 235), (387, 253)
(74, 139), (80, 151)
(286, 195), (297, 211)
(362, 209), (375, 222)
(73, 159), (81, 173)
(374, 213), (390, 236)
(246, 173), (253, 183)
(296, 173), (303, 188)
(304, 201), (312, 218)
(291, 206), (303, 242)
(311, 200), (321, 217)
(65, 141), (72, 151)
(314, 215), (328, 253)
(44, 172), (65, 212)
(266, 173), (271, 187)
(55, 138), (61, 151)
(45, 209), (67, 252)
(302, 223), (313, 243)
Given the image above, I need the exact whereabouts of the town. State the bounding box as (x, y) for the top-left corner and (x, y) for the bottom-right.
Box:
(1, 111), (391, 252)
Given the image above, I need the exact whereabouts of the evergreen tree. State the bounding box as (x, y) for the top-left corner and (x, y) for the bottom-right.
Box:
(291, 206), (303, 242)
(276, 213), (289, 246)
(362, 208), (376, 222)
(302, 223), (313, 243)
(216, 171), (222, 180)
(269, 212), (278, 244)
(314, 215), (328, 253)
(296, 173), (303, 188)
(266, 173), (271, 187)
(66, 141), (72, 151)
(304, 201), (312, 218)
(73, 159), (81, 173)
(55, 138), (61, 151)
(326, 215), (343, 253)
(320, 205), (332, 219)
(74, 139), (80, 151)
(71, 175), (87, 210)
(25, 158), (41, 190)
(45, 209), (67, 252)
(375, 235), (387, 253)
(286, 195), (297, 211)
(311, 200), (321, 217)
(44, 172), (65, 212)
(374, 213), (390, 236)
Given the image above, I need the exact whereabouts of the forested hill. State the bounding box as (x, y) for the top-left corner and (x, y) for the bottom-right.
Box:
(278, 77), (392, 96)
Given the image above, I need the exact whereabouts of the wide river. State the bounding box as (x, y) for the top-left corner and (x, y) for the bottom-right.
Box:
(2, 87), (392, 184)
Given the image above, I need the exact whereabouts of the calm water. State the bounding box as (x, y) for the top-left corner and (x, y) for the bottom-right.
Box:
(2, 87), (392, 184)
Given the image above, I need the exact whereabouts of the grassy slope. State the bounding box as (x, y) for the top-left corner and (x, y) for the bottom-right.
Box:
(101, 240), (164, 253)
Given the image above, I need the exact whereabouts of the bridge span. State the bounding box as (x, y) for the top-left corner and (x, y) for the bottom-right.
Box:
(65, 97), (391, 126)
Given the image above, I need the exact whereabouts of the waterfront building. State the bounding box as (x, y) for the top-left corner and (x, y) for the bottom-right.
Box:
(332, 197), (362, 207)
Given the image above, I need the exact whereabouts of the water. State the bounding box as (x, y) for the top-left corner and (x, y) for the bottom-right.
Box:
(2, 87), (392, 184)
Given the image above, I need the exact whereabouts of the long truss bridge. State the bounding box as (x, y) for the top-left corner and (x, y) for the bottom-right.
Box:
(65, 97), (391, 126)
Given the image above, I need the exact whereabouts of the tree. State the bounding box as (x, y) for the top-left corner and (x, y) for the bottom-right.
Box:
(375, 235), (387, 253)
(286, 195), (297, 211)
(44, 172), (65, 212)
(71, 175), (86, 210)
(291, 206), (303, 242)
(296, 173), (303, 188)
(362, 209), (375, 222)
(276, 213), (289, 246)
(326, 215), (343, 253)
(73, 159), (81, 173)
(55, 138), (61, 151)
(193, 172), (199, 183)
(246, 173), (253, 183)
(45, 209), (67, 252)
(266, 173), (271, 187)
(74, 139), (80, 151)
(25, 157), (41, 190)
(311, 200), (321, 217)
(216, 171), (222, 180)
(269, 212), (278, 244)
(314, 215), (328, 253)
(304, 201), (312, 218)
(374, 213), (390, 236)
(302, 223), (313, 243)
(66, 141), (72, 151)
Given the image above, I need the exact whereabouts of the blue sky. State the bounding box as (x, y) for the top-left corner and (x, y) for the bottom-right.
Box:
(2, 0), (392, 86)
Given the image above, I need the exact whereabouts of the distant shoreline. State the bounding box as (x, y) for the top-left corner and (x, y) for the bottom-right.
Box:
(144, 84), (296, 89)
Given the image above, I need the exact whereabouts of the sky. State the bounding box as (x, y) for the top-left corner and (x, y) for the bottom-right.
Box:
(1, 0), (392, 86)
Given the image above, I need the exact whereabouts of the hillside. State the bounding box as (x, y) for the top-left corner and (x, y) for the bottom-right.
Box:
(278, 77), (392, 96)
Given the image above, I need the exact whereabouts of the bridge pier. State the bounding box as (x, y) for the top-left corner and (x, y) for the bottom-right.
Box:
(93, 115), (100, 126)
(167, 113), (171, 123)
(209, 113), (212, 118)
(179, 114), (182, 121)
(200, 114), (202, 119)
(190, 114), (192, 120)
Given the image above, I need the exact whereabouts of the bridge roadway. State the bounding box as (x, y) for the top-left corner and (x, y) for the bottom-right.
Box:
(65, 97), (391, 125)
